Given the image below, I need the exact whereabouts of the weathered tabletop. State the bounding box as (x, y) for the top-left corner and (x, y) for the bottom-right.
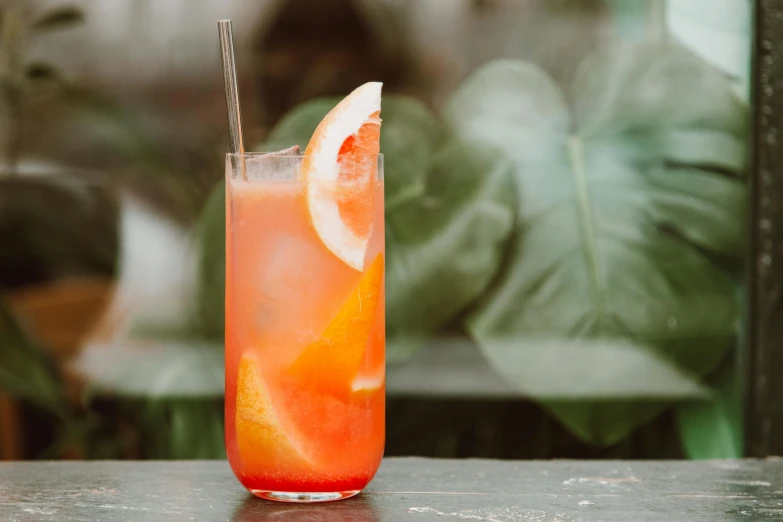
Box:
(1, 458), (782, 521)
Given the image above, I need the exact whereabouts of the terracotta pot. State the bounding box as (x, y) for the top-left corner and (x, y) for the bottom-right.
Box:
(9, 276), (115, 359)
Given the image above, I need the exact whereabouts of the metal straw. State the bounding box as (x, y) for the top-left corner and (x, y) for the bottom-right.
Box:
(218, 20), (246, 178)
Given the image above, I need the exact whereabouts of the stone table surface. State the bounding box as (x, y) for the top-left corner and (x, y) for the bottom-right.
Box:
(1, 458), (783, 521)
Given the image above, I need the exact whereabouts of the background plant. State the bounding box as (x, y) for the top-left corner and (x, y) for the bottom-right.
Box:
(445, 42), (746, 447)
(0, 1), (86, 175)
(0, 0), (750, 460)
(0, 1), (223, 459)
(194, 37), (747, 456)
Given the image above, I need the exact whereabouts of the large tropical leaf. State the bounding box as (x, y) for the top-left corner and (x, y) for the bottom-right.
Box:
(445, 44), (747, 445)
(191, 95), (514, 362)
(385, 139), (515, 361)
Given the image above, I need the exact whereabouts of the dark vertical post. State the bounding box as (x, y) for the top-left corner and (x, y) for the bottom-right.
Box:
(746, 0), (783, 457)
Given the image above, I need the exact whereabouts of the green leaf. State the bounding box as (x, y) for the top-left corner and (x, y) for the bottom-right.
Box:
(445, 44), (747, 446)
(166, 401), (225, 459)
(0, 298), (98, 458)
(260, 99), (333, 151)
(374, 97), (449, 210)
(466, 337), (710, 400)
(59, 86), (174, 174)
(31, 6), (84, 31)
(73, 340), (224, 398)
(0, 298), (66, 412)
(386, 139), (515, 362)
(194, 182), (226, 340)
(123, 399), (224, 459)
(676, 351), (742, 459)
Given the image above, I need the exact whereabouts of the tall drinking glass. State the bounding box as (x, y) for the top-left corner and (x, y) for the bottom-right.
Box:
(225, 152), (385, 502)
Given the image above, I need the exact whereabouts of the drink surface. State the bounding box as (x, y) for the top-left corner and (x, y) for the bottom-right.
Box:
(225, 175), (385, 493)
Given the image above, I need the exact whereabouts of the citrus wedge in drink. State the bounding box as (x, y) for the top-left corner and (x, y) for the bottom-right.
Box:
(287, 253), (384, 398)
(235, 353), (315, 476)
(302, 82), (382, 271)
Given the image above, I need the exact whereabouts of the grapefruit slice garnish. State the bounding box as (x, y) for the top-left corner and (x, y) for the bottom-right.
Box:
(287, 253), (384, 398)
(235, 353), (314, 475)
(302, 82), (382, 270)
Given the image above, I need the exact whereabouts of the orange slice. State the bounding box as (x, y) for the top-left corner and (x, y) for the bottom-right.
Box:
(287, 253), (384, 398)
(235, 354), (314, 475)
(302, 82), (382, 270)
(352, 278), (385, 394)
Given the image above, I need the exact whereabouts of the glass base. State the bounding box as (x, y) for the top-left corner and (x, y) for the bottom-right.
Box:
(251, 490), (360, 503)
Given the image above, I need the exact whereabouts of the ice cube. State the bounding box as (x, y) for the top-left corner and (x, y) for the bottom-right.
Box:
(243, 146), (302, 182)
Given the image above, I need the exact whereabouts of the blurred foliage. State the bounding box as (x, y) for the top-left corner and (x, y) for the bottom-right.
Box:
(0, 2), (121, 291)
(445, 43), (747, 446)
(194, 184), (227, 340)
(604, 0), (750, 100)
(118, 399), (225, 459)
(0, 1), (221, 460)
(0, 295), (225, 459)
(1, 1), (211, 221)
(675, 349), (743, 459)
(0, 298), (66, 413)
(0, 297), (118, 459)
(197, 96), (516, 363)
(193, 40), (747, 450)
(52, 84), (220, 222)
(674, 282), (744, 459)
(603, 0), (748, 459)
(1, 2), (86, 173)
(386, 396), (686, 459)
(0, 0), (750, 459)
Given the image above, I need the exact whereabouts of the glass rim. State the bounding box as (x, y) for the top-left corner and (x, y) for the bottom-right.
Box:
(226, 152), (384, 182)
(227, 152), (384, 159)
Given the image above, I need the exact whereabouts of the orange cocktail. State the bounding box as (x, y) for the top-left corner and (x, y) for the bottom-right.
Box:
(225, 83), (385, 502)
